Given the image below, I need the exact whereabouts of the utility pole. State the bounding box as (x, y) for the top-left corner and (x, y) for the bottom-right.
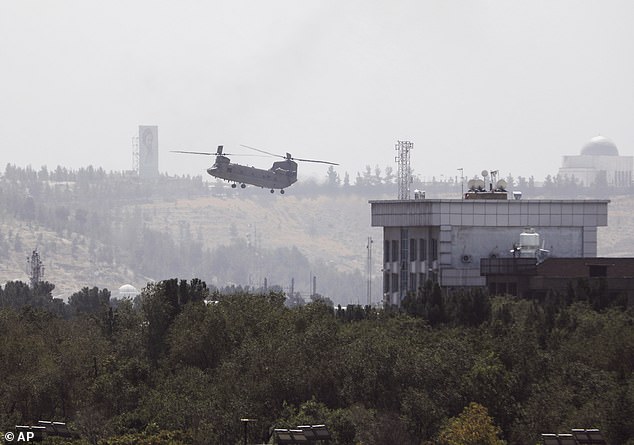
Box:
(458, 167), (464, 199)
(240, 419), (256, 445)
(366, 236), (373, 306)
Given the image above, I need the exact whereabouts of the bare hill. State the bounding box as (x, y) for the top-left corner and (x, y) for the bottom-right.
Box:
(2, 188), (633, 300)
(0, 218), (150, 298)
(133, 193), (383, 272)
(0, 192), (386, 300)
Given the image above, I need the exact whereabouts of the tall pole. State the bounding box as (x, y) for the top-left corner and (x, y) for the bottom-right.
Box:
(240, 419), (256, 445)
(458, 167), (464, 199)
(366, 236), (373, 306)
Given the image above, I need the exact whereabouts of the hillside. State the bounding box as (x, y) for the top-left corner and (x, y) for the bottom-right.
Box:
(1, 164), (634, 302)
(0, 177), (386, 302)
(0, 217), (151, 298)
(133, 193), (383, 272)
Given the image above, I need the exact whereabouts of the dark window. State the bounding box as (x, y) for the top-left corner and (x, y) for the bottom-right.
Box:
(419, 238), (427, 261)
(410, 238), (417, 261)
(409, 273), (416, 291)
(384, 272), (390, 294)
(419, 273), (426, 288)
(431, 238), (438, 261)
(384, 240), (390, 264)
(391, 240), (399, 262)
(588, 265), (608, 277)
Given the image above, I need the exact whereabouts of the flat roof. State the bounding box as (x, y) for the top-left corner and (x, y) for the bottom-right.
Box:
(370, 198), (610, 228)
(369, 199), (611, 204)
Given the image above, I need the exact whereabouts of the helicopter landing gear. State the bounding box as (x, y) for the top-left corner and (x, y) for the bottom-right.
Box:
(240, 183), (246, 189)
(280, 189), (285, 194)
(231, 183), (237, 189)
(270, 189), (275, 194)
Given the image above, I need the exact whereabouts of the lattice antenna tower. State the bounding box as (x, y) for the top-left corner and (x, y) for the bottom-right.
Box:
(395, 140), (413, 200)
(26, 248), (45, 288)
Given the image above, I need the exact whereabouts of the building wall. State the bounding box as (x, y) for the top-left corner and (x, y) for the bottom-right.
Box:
(481, 257), (634, 306)
(558, 155), (633, 186)
(371, 199), (609, 305)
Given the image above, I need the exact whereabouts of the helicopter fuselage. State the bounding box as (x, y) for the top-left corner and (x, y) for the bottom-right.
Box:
(207, 155), (298, 190)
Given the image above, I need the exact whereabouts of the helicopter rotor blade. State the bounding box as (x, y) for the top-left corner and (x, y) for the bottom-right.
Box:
(170, 150), (268, 157)
(291, 157), (339, 166)
(240, 144), (338, 165)
(171, 150), (215, 156)
(239, 144), (283, 158)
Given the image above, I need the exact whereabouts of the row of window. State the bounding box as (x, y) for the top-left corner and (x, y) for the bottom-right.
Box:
(383, 271), (438, 294)
(384, 238), (438, 263)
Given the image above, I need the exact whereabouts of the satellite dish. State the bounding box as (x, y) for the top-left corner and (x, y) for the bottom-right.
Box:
(474, 179), (485, 190)
(481, 170), (489, 177)
(496, 179), (508, 191)
(467, 179), (476, 190)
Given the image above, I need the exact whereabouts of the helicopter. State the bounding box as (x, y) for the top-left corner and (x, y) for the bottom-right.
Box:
(171, 145), (338, 194)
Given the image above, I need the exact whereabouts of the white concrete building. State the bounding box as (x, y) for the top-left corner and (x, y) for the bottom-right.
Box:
(558, 136), (633, 187)
(370, 197), (609, 305)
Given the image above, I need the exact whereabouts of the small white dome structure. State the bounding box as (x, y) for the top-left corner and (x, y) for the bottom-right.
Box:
(118, 284), (139, 299)
(558, 136), (633, 187)
(580, 135), (619, 156)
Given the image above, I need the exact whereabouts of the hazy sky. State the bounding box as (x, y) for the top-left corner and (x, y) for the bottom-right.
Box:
(2, 1), (633, 183)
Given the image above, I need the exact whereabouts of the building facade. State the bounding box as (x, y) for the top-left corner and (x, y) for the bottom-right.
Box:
(558, 135), (633, 187)
(370, 198), (609, 305)
(481, 257), (634, 307)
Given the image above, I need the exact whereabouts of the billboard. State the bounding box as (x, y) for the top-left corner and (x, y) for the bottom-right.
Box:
(138, 125), (158, 178)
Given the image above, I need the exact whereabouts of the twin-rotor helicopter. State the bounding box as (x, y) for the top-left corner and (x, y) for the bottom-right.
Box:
(172, 145), (338, 194)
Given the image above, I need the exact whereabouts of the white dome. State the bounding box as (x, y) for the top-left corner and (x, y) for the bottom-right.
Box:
(118, 284), (139, 296)
(580, 136), (619, 156)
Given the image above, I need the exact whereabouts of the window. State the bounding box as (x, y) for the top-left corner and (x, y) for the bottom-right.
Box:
(391, 240), (399, 262)
(383, 272), (390, 294)
(410, 238), (418, 261)
(384, 240), (390, 264)
(391, 273), (399, 292)
(588, 265), (608, 277)
(431, 238), (438, 261)
(409, 273), (417, 292)
(419, 238), (427, 261)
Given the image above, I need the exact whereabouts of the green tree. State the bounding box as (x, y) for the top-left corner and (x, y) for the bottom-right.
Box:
(326, 165), (340, 187)
(140, 279), (210, 361)
(438, 402), (506, 445)
(69, 286), (111, 316)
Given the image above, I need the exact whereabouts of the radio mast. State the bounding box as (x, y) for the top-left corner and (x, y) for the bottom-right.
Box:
(395, 140), (413, 200)
(26, 248), (45, 288)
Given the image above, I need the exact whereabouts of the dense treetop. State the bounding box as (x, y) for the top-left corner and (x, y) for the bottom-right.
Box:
(0, 277), (632, 444)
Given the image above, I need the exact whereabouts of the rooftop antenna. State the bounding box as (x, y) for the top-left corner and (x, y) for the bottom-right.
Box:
(395, 140), (413, 200)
